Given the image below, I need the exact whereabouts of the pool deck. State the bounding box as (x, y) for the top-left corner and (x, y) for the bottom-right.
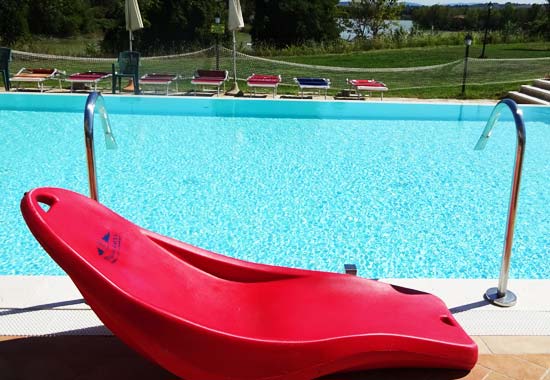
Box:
(1, 276), (549, 379)
(0, 85), (500, 105)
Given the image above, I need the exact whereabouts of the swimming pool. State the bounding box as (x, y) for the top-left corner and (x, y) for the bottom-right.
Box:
(1, 93), (549, 278)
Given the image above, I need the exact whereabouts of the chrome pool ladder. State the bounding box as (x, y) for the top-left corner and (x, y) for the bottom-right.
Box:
(84, 92), (117, 202)
(475, 98), (526, 307)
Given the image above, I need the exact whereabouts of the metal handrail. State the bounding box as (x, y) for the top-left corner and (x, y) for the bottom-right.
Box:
(475, 98), (526, 307)
(84, 92), (117, 202)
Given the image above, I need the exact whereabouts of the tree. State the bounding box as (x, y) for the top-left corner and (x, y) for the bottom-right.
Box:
(251, 0), (340, 47)
(526, 3), (550, 38)
(0, 0), (30, 46)
(343, 0), (403, 40)
(27, 0), (92, 37)
(144, 0), (219, 49)
(240, 0), (255, 24)
(101, 0), (222, 54)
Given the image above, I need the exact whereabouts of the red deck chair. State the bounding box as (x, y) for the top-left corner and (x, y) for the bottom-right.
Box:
(246, 74), (282, 98)
(348, 79), (389, 100)
(191, 69), (228, 96)
(66, 71), (111, 92)
(140, 73), (179, 95)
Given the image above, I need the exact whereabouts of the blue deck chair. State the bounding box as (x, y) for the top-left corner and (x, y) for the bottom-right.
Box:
(294, 77), (331, 99)
(112, 51), (140, 95)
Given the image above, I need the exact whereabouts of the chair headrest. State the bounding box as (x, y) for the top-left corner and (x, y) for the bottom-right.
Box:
(196, 70), (227, 79)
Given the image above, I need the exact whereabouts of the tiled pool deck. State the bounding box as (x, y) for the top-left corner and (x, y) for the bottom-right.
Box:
(1, 277), (549, 379)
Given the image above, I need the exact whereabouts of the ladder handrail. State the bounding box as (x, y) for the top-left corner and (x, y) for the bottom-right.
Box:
(475, 98), (526, 307)
(84, 92), (117, 202)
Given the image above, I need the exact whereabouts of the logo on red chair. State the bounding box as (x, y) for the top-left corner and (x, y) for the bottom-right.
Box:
(96, 231), (121, 263)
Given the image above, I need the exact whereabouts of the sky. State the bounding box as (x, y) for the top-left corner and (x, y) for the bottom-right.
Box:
(402, 0), (547, 4)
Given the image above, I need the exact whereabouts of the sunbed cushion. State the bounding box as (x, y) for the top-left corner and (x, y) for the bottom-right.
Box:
(296, 78), (330, 87)
(349, 79), (387, 88)
(68, 72), (110, 81)
(26, 68), (57, 75)
(195, 70), (226, 80)
(247, 74), (281, 86)
(141, 74), (177, 83)
(14, 74), (51, 79)
(13, 68), (58, 79)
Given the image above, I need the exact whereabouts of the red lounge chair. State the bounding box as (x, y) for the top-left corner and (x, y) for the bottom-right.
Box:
(10, 68), (62, 92)
(246, 74), (282, 98)
(66, 71), (112, 92)
(191, 69), (228, 96)
(140, 73), (179, 95)
(348, 79), (389, 100)
(21, 187), (478, 380)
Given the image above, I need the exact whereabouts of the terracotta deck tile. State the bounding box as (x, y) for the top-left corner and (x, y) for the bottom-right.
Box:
(517, 355), (550, 368)
(458, 364), (491, 380)
(483, 372), (512, 380)
(478, 355), (547, 380)
(472, 336), (492, 354)
(482, 337), (550, 354)
(0, 336), (23, 342)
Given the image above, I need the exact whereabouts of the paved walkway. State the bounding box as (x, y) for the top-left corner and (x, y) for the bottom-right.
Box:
(0, 85), (498, 104)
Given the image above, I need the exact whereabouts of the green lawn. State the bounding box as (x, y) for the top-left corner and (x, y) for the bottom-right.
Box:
(15, 35), (103, 56)
(276, 42), (550, 68)
(6, 39), (549, 99)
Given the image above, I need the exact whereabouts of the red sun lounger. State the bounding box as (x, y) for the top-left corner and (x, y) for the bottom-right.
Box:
(10, 68), (63, 92)
(66, 71), (112, 92)
(191, 69), (228, 96)
(348, 79), (389, 100)
(21, 187), (478, 380)
(140, 73), (179, 95)
(246, 74), (282, 98)
(294, 77), (331, 99)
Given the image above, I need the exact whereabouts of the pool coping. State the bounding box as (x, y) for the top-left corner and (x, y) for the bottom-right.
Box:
(1, 276), (549, 344)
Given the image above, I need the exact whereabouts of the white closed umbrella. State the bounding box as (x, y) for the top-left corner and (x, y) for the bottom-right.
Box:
(228, 0), (244, 93)
(125, 0), (144, 51)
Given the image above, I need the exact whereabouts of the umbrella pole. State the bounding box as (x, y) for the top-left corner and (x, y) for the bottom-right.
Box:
(129, 30), (133, 51)
(229, 30), (240, 93)
(126, 29), (135, 91)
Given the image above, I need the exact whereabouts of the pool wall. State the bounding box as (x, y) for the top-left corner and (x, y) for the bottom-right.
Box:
(1, 93), (548, 122)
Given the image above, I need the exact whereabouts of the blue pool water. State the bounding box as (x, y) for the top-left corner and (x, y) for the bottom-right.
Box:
(1, 94), (549, 278)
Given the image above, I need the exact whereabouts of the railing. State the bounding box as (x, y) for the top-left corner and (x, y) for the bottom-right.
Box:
(475, 98), (526, 307)
(84, 92), (117, 202)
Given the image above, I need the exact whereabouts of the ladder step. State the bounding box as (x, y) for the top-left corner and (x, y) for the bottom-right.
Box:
(520, 85), (550, 101)
(533, 79), (550, 91)
(507, 91), (550, 106)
